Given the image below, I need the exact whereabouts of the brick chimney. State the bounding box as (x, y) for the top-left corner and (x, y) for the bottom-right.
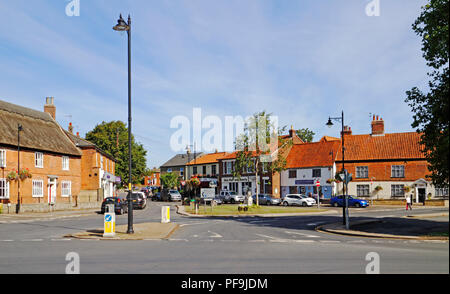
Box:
(341, 125), (352, 136)
(371, 115), (385, 136)
(44, 97), (56, 120)
(68, 122), (73, 134)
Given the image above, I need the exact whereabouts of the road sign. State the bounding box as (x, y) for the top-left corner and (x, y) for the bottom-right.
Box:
(161, 206), (170, 223)
(103, 211), (116, 237)
(315, 181), (321, 187)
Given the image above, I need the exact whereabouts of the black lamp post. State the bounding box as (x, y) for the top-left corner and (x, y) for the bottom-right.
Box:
(326, 111), (350, 229)
(16, 124), (23, 214)
(113, 14), (134, 234)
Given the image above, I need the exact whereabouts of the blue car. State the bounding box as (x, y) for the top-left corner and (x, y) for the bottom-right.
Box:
(330, 195), (369, 208)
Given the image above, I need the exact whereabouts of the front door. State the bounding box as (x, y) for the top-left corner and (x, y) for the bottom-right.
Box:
(48, 180), (57, 204)
(418, 188), (426, 204)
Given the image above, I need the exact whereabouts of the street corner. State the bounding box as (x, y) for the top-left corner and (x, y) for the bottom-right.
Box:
(65, 222), (180, 240)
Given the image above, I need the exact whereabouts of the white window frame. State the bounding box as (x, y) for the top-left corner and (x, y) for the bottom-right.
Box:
(391, 165), (405, 178)
(0, 149), (6, 168)
(356, 166), (369, 178)
(435, 187), (449, 197)
(35, 152), (44, 168)
(356, 184), (370, 197)
(391, 184), (405, 197)
(0, 179), (9, 199)
(61, 181), (72, 197)
(32, 180), (44, 197)
(62, 156), (70, 171)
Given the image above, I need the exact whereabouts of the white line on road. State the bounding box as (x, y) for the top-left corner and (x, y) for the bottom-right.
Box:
(284, 231), (320, 238)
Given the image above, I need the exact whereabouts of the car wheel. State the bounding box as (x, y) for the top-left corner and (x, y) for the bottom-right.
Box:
(231, 199), (235, 204)
(283, 201), (288, 207)
(333, 202), (339, 207)
(355, 203), (360, 208)
(302, 202), (307, 207)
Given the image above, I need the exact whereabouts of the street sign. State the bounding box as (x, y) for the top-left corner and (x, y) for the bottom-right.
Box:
(316, 181), (321, 187)
(103, 211), (116, 237)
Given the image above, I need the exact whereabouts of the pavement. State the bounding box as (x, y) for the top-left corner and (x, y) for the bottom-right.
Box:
(67, 222), (180, 240)
(317, 211), (449, 240)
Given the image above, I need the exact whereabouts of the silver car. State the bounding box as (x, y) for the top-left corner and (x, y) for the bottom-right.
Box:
(168, 190), (182, 201)
(220, 191), (245, 204)
(282, 194), (316, 207)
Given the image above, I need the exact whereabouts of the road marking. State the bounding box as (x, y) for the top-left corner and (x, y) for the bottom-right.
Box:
(293, 240), (316, 243)
(207, 231), (223, 238)
(51, 238), (71, 241)
(22, 239), (43, 242)
(284, 231), (320, 238)
(1, 240), (14, 242)
(248, 240), (266, 243)
(319, 240), (341, 244)
(168, 238), (189, 242)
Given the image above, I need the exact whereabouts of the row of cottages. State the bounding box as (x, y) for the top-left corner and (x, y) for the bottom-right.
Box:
(0, 98), (118, 213)
(159, 117), (448, 203)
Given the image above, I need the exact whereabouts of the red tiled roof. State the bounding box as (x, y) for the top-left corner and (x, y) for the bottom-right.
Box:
(335, 132), (425, 161)
(186, 152), (229, 165)
(286, 141), (341, 169)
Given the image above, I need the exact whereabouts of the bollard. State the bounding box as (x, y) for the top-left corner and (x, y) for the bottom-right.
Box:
(161, 206), (170, 223)
(103, 204), (116, 237)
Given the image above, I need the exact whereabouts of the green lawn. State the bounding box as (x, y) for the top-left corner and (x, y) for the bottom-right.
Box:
(184, 204), (328, 216)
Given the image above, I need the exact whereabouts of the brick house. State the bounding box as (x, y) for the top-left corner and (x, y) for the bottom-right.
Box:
(64, 129), (117, 200)
(0, 98), (82, 212)
(334, 116), (448, 203)
(280, 140), (341, 199)
(144, 168), (160, 188)
(186, 151), (227, 193)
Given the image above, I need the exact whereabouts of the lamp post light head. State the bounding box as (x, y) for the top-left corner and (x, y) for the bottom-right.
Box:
(113, 14), (130, 31)
(326, 118), (333, 128)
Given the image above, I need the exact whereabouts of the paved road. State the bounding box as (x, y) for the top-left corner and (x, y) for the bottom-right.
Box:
(0, 202), (448, 274)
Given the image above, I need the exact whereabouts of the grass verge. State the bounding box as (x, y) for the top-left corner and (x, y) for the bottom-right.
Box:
(184, 204), (328, 216)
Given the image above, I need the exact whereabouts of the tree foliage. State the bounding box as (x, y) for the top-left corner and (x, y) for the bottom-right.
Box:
(85, 120), (148, 187)
(160, 172), (179, 190)
(405, 0), (449, 187)
(296, 128), (315, 143)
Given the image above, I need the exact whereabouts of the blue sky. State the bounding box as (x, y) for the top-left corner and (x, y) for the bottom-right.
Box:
(0, 0), (429, 168)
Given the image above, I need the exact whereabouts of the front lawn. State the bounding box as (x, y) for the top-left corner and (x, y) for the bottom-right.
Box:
(184, 204), (328, 216)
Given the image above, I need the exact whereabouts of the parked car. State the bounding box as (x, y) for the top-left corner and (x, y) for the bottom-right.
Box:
(330, 195), (369, 208)
(251, 194), (281, 205)
(199, 195), (223, 205)
(101, 197), (128, 215)
(161, 189), (182, 202)
(282, 194), (316, 207)
(219, 190), (245, 204)
(130, 192), (147, 209)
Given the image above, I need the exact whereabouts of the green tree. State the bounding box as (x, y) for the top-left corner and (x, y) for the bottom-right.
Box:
(85, 120), (148, 187)
(296, 128), (315, 142)
(160, 172), (179, 190)
(234, 111), (290, 205)
(405, 0), (449, 187)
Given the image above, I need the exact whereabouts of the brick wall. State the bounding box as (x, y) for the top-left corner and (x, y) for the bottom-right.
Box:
(0, 146), (81, 205)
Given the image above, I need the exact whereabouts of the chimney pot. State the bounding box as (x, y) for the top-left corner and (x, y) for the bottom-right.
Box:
(44, 97), (56, 120)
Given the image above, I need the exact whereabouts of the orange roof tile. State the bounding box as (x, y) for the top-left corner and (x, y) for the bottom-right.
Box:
(335, 132), (425, 161)
(286, 140), (341, 169)
(186, 152), (229, 165)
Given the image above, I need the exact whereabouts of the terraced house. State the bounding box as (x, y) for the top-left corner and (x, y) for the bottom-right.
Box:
(334, 116), (448, 203)
(0, 98), (82, 212)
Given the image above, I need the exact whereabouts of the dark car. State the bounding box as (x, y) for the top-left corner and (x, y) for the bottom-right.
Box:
(330, 195), (369, 208)
(130, 192), (147, 209)
(101, 197), (128, 215)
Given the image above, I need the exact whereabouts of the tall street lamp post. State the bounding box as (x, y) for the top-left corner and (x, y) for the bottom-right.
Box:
(113, 14), (134, 234)
(326, 111), (350, 229)
(16, 124), (23, 214)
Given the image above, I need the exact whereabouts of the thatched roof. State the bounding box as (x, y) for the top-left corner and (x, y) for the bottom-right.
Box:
(64, 130), (116, 162)
(0, 99), (82, 157)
